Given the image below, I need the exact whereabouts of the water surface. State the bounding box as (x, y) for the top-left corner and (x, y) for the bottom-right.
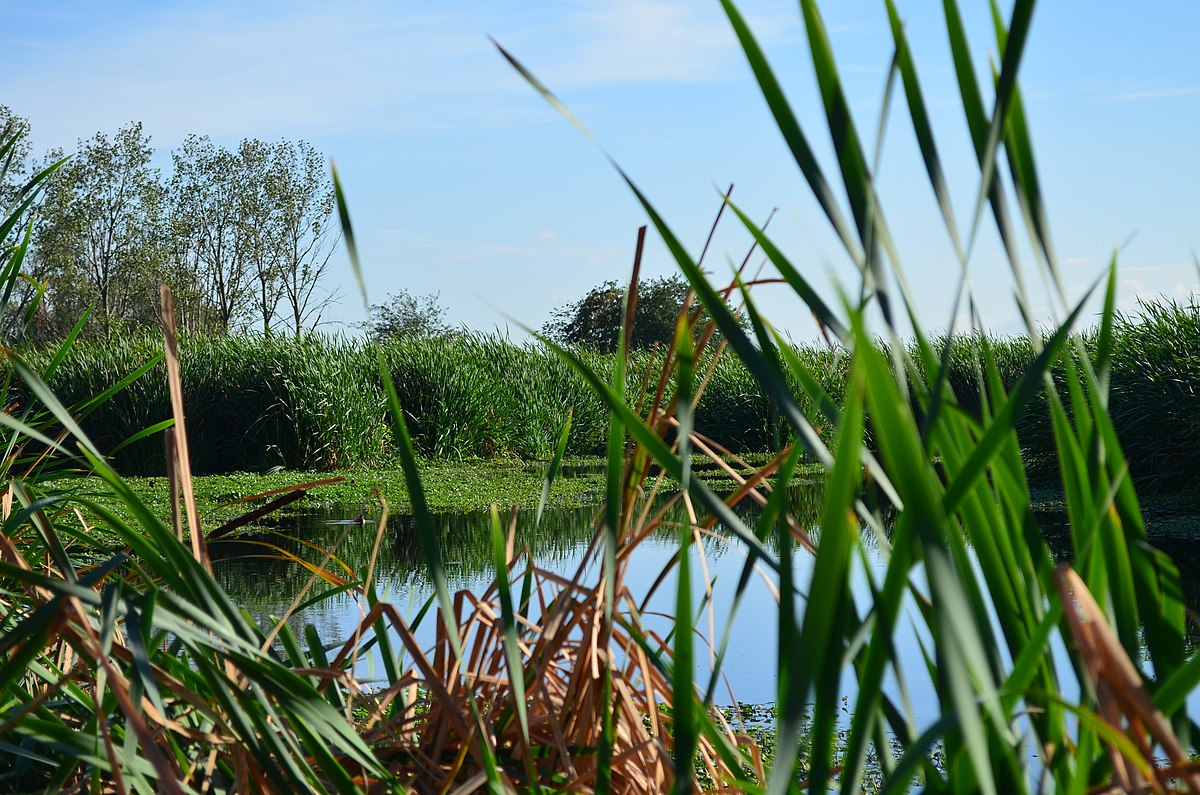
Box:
(209, 492), (1200, 719)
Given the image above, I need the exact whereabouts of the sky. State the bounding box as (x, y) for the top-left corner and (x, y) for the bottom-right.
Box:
(4, 1), (1199, 341)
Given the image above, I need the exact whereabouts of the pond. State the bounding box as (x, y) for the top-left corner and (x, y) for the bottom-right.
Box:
(208, 488), (1200, 722)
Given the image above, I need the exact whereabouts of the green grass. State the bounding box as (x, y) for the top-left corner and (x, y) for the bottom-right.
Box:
(69, 461), (608, 525)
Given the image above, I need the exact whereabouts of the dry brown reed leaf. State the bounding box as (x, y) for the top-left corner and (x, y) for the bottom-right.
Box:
(340, 530), (763, 793)
(1055, 565), (1200, 794)
(331, 234), (784, 790)
(159, 285), (207, 569)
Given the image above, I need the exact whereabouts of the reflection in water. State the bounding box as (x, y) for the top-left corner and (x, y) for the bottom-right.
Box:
(209, 483), (1200, 707)
(1036, 507), (1200, 648)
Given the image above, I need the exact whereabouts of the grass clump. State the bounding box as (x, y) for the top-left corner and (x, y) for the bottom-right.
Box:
(1107, 298), (1200, 490)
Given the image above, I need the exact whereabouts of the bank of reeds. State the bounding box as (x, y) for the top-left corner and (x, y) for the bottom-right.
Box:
(22, 313), (1200, 494)
(20, 331), (843, 473)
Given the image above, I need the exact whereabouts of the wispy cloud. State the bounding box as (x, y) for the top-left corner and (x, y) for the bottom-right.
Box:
(543, 0), (797, 88)
(440, 238), (619, 269)
(5, 0), (806, 151)
(1117, 270), (1200, 312)
(552, 1), (741, 86)
(1106, 85), (1200, 103)
(4, 1), (541, 148)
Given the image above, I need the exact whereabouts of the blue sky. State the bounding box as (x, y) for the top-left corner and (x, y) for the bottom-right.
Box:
(5, 1), (1199, 340)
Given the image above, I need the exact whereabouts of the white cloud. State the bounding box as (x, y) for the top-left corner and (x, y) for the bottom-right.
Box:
(6, 0), (805, 153)
(1170, 281), (1197, 300)
(537, 230), (557, 242)
(557, 2), (733, 86)
(437, 237), (620, 269)
(1115, 274), (1200, 313)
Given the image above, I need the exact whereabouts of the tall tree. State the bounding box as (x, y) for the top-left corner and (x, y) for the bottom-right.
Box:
(272, 140), (338, 335)
(0, 105), (32, 213)
(33, 123), (167, 337)
(17, 122), (342, 340)
(236, 139), (284, 334)
(170, 135), (250, 333)
(0, 108), (43, 342)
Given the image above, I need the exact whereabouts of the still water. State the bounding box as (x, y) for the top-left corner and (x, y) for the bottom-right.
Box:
(208, 493), (1200, 718)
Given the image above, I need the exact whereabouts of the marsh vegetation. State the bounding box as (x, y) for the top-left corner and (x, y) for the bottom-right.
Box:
(21, 299), (1200, 490)
(2, 0), (1200, 792)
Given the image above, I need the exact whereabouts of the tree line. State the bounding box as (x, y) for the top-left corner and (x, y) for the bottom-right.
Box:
(1, 105), (338, 342)
(2, 104), (738, 350)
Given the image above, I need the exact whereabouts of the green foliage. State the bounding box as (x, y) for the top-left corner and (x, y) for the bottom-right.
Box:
(1107, 297), (1200, 491)
(0, 105), (32, 210)
(7, 118), (339, 341)
(24, 332), (796, 471)
(543, 274), (740, 353)
(2, 0), (1199, 791)
(0, 118), (395, 793)
(31, 122), (167, 339)
(504, 0), (1200, 789)
(21, 318), (1200, 487)
(362, 287), (452, 341)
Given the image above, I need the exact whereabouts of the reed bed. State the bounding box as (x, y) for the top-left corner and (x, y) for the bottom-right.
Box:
(21, 319), (1200, 494)
(22, 332), (833, 473)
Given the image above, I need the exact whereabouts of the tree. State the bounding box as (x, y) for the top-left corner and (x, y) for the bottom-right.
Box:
(272, 140), (338, 335)
(236, 138), (284, 335)
(0, 109), (48, 343)
(542, 274), (737, 352)
(16, 121), (341, 341)
(170, 135), (251, 333)
(0, 105), (32, 213)
(364, 289), (452, 341)
(170, 136), (338, 335)
(32, 122), (168, 337)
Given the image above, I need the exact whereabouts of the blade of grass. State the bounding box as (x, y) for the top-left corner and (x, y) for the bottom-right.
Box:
(537, 408), (572, 528)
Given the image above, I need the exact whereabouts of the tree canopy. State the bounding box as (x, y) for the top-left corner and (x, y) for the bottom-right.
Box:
(363, 289), (453, 342)
(2, 109), (340, 343)
(542, 274), (737, 353)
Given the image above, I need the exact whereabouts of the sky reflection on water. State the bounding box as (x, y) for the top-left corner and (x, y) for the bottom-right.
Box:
(210, 496), (1200, 720)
